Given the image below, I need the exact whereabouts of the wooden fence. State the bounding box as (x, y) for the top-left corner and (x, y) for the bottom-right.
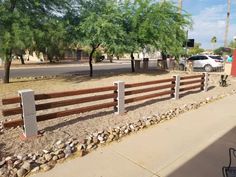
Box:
(1, 73), (208, 138)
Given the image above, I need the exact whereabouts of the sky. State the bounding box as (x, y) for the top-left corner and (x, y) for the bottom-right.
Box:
(172, 0), (236, 49)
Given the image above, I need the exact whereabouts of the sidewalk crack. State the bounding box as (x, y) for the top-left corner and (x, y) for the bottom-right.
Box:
(110, 149), (161, 177)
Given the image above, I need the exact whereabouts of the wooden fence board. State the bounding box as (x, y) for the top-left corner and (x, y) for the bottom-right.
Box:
(2, 86), (117, 105)
(125, 78), (174, 88)
(34, 86), (117, 101)
(2, 97), (21, 105)
(3, 119), (23, 128)
(125, 84), (175, 96)
(36, 93), (117, 111)
(179, 84), (203, 92)
(125, 90), (174, 104)
(180, 79), (204, 86)
(36, 101), (117, 122)
(2, 107), (22, 116)
(180, 74), (204, 80)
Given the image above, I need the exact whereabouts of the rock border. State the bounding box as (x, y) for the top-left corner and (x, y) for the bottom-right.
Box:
(0, 89), (236, 177)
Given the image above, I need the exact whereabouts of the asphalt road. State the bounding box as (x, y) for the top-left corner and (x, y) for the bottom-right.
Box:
(0, 61), (159, 79)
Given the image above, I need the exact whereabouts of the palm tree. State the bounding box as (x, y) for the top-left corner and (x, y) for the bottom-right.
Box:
(211, 36), (217, 50)
(224, 0), (231, 47)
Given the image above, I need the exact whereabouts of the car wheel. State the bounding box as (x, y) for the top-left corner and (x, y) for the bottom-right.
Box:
(204, 64), (213, 72)
(179, 64), (185, 71)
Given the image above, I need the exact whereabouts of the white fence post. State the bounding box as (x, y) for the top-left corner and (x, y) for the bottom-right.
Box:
(203, 72), (208, 92)
(18, 89), (38, 138)
(174, 75), (180, 99)
(113, 81), (125, 114)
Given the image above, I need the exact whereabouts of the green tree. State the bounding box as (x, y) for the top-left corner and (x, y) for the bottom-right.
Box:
(188, 43), (204, 55)
(0, 0), (71, 83)
(33, 19), (68, 62)
(78, 0), (124, 77)
(118, 0), (191, 72)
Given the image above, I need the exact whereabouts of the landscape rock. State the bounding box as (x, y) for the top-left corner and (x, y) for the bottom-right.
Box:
(16, 168), (27, 177)
(54, 149), (63, 156)
(57, 153), (65, 159)
(40, 164), (52, 172)
(36, 157), (46, 164)
(16, 155), (24, 161)
(52, 156), (58, 161)
(92, 137), (99, 145)
(57, 143), (66, 149)
(31, 166), (40, 173)
(5, 157), (12, 161)
(86, 144), (94, 150)
(21, 161), (31, 171)
(13, 160), (22, 168)
(0, 167), (6, 176)
(76, 144), (85, 151)
(44, 154), (52, 162)
(55, 140), (62, 146)
(42, 150), (50, 154)
(97, 135), (104, 142)
(0, 160), (6, 168)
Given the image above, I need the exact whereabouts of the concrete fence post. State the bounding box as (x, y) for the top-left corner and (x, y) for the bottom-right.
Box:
(18, 89), (38, 138)
(113, 81), (125, 114)
(173, 75), (180, 99)
(203, 72), (208, 92)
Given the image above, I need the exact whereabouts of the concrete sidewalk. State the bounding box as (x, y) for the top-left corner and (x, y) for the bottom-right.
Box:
(32, 95), (236, 177)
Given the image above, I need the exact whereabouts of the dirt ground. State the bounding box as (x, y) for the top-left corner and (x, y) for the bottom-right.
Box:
(0, 70), (236, 158)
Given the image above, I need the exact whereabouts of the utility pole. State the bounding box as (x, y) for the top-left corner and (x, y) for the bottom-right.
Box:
(178, 0), (183, 14)
(224, 0), (231, 47)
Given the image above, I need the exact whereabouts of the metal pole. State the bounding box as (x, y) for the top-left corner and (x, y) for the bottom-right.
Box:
(185, 30), (188, 56)
(178, 0), (183, 14)
(224, 0), (231, 47)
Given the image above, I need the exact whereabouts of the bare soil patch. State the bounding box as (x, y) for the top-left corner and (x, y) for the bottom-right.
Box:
(0, 70), (236, 157)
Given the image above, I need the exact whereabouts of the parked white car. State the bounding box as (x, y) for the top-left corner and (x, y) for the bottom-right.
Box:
(179, 55), (224, 72)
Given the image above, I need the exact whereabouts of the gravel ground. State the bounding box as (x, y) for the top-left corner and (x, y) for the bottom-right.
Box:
(1, 70), (236, 158)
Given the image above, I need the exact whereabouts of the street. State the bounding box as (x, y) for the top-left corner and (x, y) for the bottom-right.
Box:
(0, 61), (158, 79)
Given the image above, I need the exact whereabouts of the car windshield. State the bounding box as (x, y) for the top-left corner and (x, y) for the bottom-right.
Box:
(210, 56), (223, 60)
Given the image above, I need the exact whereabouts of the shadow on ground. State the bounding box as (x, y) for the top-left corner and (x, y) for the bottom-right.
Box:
(166, 127), (236, 177)
(42, 95), (172, 132)
(0, 142), (11, 158)
(62, 68), (170, 84)
(179, 86), (216, 98)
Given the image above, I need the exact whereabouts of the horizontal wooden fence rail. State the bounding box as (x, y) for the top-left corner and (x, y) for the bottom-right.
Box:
(125, 90), (174, 104)
(180, 79), (204, 86)
(179, 84), (204, 92)
(180, 74), (204, 80)
(2, 86), (117, 105)
(2, 93), (117, 117)
(1, 73), (209, 138)
(3, 102), (117, 129)
(2, 85), (118, 137)
(2, 97), (21, 105)
(125, 77), (175, 104)
(179, 74), (205, 93)
(125, 84), (175, 96)
(125, 78), (174, 88)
